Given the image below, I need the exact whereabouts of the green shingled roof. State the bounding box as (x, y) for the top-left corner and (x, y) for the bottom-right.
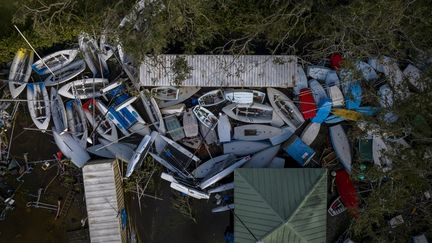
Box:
(234, 168), (327, 243)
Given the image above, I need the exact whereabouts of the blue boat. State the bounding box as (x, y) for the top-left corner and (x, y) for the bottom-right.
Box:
(344, 81), (362, 110)
(282, 135), (316, 166)
(311, 98), (332, 124)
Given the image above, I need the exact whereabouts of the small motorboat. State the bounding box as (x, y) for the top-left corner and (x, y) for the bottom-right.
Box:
(198, 89), (225, 107)
(151, 86), (180, 100)
(58, 78), (108, 99)
(267, 88), (304, 129)
(192, 106), (218, 128)
(140, 90), (166, 134)
(183, 108), (199, 137)
(126, 131), (158, 177)
(65, 99), (88, 148)
(298, 88), (317, 119)
(79, 33), (109, 76)
(199, 156), (251, 189)
(222, 103), (273, 123)
(223, 140), (271, 156)
(293, 65), (308, 96)
(217, 114), (231, 143)
(307, 65), (331, 80)
(50, 87), (67, 133)
(233, 124), (281, 141)
(282, 135), (315, 166)
(8, 48), (33, 98)
(300, 122), (320, 145)
(53, 130), (90, 168)
(27, 83), (51, 131)
(242, 145), (280, 168)
(32, 49), (79, 75)
(224, 89), (266, 104)
(192, 154), (236, 178)
(82, 99), (118, 142)
(44, 59), (86, 86)
(329, 125), (352, 172)
(156, 86), (201, 108)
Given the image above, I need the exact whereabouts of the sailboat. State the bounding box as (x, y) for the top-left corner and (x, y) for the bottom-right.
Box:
(140, 89), (166, 134)
(233, 124), (281, 141)
(192, 154), (236, 178)
(198, 89), (225, 106)
(126, 131), (158, 177)
(82, 99), (118, 142)
(222, 103), (273, 123)
(242, 145), (280, 168)
(183, 108), (199, 137)
(329, 125), (352, 172)
(32, 49), (79, 75)
(199, 156), (251, 189)
(58, 78), (108, 99)
(53, 130), (90, 168)
(151, 87), (180, 100)
(192, 106), (218, 128)
(8, 48), (33, 98)
(156, 87), (201, 108)
(79, 33), (109, 76)
(50, 87), (67, 133)
(217, 114), (231, 143)
(27, 83), (51, 131)
(44, 59), (86, 87)
(224, 89), (266, 104)
(65, 99), (88, 148)
(267, 88), (304, 129)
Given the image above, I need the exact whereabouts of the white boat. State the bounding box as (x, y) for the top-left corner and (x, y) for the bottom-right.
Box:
(224, 89), (266, 104)
(325, 70), (340, 87)
(266, 157), (285, 168)
(192, 106), (218, 128)
(65, 99), (88, 148)
(79, 34), (108, 76)
(156, 87), (201, 108)
(95, 100), (130, 136)
(198, 89), (225, 107)
(150, 152), (192, 179)
(50, 87), (67, 133)
(183, 109), (198, 137)
(309, 79), (328, 104)
(372, 135), (392, 172)
(151, 87), (179, 100)
(99, 138), (134, 162)
(58, 78), (108, 99)
(212, 204), (234, 213)
(355, 61), (378, 81)
(53, 130), (90, 168)
(267, 88), (304, 129)
(32, 49), (79, 75)
(164, 115), (185, 141)
(82, 99), (118, 142)
(191, 154), (236, 178)
(126, 131), (158, 177)
(242, 145), (280, 168)
(403, 64), (422, 90)
(208, 182), (235, 194)
(155, 134), (201, 171)
(170, 182), (210, 200)
(270, 111), (285, 127)
(307, 65), (331, 80)
(199, 156), (251, 189)
(199, 122), (218, 145)
(300, 122), (320, 145)
(223, 141), (271, 156)
(8, 49), (33, 98)
(139, 90), (165, 134)
(233, 124), (281, 141)
(329, 125), (352, 172)
(86, 144), (116, 159)
(44, 59), (86, 86)
(269, 126), (295, 145)
(222, 103), (273, 123)
(293, 65), (308, 96)
(160, 103), (186, 116)
(328, 85), (345, 107)
(27, 83), (51, 131)
(217, 114), (231, 143)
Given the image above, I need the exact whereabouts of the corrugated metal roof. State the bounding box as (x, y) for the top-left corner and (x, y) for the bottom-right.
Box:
(234, 168), (327, 243)
(83, 160), (123, 243)
(139, 55), (297, 87)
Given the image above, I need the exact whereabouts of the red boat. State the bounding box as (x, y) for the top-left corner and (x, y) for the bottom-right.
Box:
(335, 169), (359, 218)
(299, 88), (317, 119)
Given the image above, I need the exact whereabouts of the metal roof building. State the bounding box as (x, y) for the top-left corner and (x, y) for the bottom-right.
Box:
(83, 160), (126, 243)
(139, 55), (297, 87)
(234, 168), (327, 243)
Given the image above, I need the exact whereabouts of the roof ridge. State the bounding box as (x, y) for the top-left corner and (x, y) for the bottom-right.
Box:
(260, 171), (327, 242)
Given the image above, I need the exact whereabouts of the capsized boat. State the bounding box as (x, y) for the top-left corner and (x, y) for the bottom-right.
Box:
(329, 125), (352, 172)
(156, 87), (200, 108)
(199, 122), (218, 145)
(222, 103), (273, 124)
(79, 33), (109, 76)
(307, 65), (331, 80)
(27, 83), (51, 131)
(224, 89), (266, 104)
(298, 88), (317, 120)
(293, 65), (308, 96)
(66, 99), (88, 148)
(269, 126), (294, 145)
(199, 156), (251, 189)
(170, 181), (210, 200)
(208, 182), (235, 194)
(328, 85), (344, 107)
(87, 144), (116, 158)
(183, 108), (198, 137)
(99, 138), (134, 162)
(53, 130), (90, 168)
(198, 89), (225, 107)
(8, 48), (34, 98)
(282, 135), (315, 166)
(140, 90), (166, 134)
(233, 124), (281, 141)
(50, 87), (67, 133)
(32, 49), (79, 75)
(192, 154), (236, 178)
(58, 78), (108, 99)
(151, 87), (179, 100)
(267, 88), (304, 129)
(309, 79), (328, 104)
(300, 122), (320, 145)
(44, 59), (86, 86)
(82, 99), (118, 142)
(126, 131), (158, 177)
(192, 106), (218, 128)
(217, 114), (231, 143)
(325, 70), (340, 87)
(223, 140), (271, 156)
(242, 145), (280, 168)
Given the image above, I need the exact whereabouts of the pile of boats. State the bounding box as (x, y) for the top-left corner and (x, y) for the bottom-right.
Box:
(5, 40), (426, 213)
